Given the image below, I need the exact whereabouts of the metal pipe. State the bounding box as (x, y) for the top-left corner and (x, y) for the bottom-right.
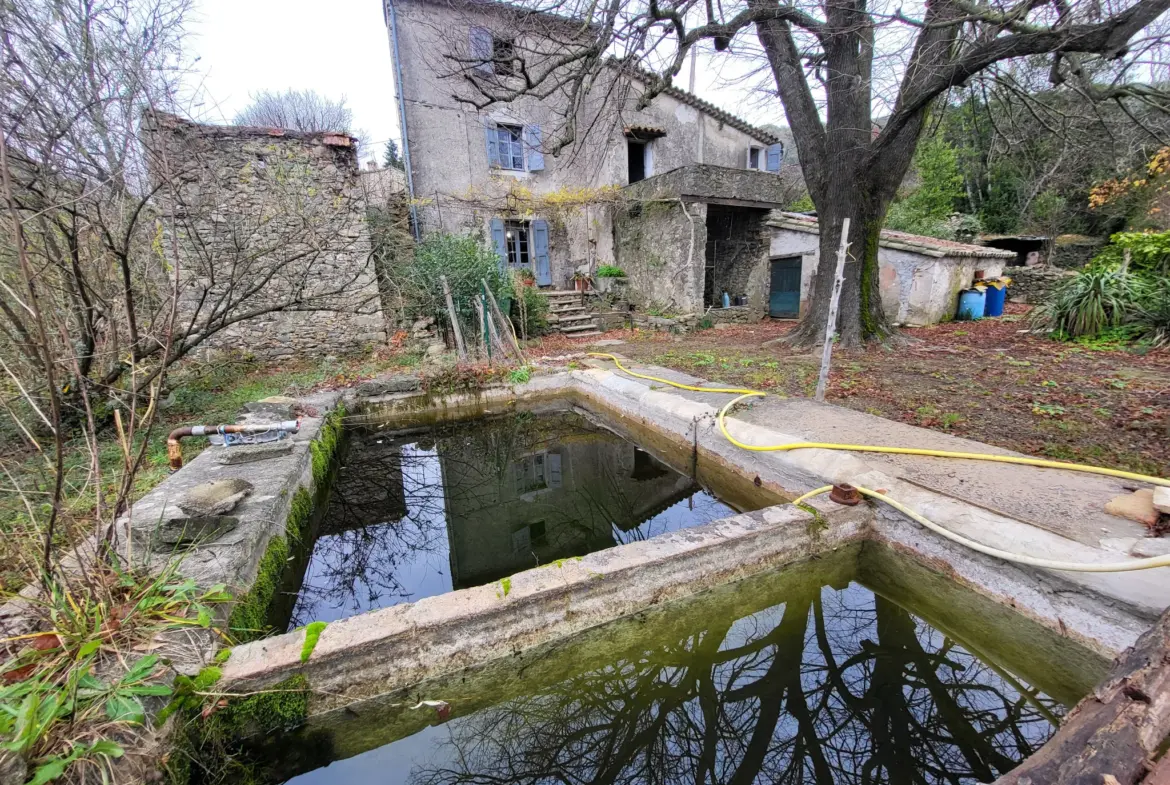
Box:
(166, 420), (300, 472)
(386, 0), (420, 239)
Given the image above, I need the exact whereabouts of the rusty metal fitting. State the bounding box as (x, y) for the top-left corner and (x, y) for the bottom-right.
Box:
(828, 483), (863, 506)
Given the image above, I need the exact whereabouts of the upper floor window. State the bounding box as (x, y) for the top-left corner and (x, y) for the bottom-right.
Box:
(749, 143), (785, 173)
(495, 124), (525, 170)
(470, 26), (516, 77)
(485, 121), (545, 172)
(492, 36), (516, 77)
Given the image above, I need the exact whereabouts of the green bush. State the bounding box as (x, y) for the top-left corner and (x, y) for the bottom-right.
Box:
(1032, 269), (1147, 338)
(1135, 277), (1170, 345)
(398, 234), (512, 323)
(1090, 229), (1170, 276)
(511, 285), (549, 338)
(595, 265), (626, 278)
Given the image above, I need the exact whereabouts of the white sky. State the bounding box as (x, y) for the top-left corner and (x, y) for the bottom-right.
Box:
(185, 0), (778, 164)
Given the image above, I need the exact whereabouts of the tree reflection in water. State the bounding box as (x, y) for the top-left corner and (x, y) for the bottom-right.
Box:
(405, 583), (1060, 785)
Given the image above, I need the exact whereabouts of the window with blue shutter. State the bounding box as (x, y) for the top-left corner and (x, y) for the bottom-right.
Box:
(524, 125), (544, 171)
(490, 218), (507, 269)
(531, 219), (551, 286)
(470, 27), (493, 75)
(766, 143), (783, 172)
(484, 119), (500, 168)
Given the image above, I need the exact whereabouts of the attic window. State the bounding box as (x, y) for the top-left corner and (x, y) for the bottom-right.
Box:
(492, 36), (516, 76)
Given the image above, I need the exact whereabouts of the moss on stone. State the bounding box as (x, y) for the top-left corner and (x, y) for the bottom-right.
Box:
(228, 532), (289, 642)
(214, 648), (232, 665)
(227, 403), (345, 643)
(211, 674), (311, 738)
(299, 621), (328, 663)
(310, 404), (345, 487)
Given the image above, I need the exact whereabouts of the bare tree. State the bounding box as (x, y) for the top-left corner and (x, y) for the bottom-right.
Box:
(429, 0), (1170, 345)
(232, 89), (354, 134)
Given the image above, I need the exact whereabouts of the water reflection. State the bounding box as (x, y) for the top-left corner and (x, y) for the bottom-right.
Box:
(293, 582), (1061, 785)
(288, 411), (737, 628)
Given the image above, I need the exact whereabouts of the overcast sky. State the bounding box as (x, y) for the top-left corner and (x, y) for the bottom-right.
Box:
(185, 0), (777, 164)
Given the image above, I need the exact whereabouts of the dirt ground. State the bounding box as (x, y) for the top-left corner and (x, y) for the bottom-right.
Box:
(530, 304), (1170, 476)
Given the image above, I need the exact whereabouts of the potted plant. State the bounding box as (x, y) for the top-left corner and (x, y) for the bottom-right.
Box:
(594, 265), (627, 294)
(516, 268), (536, 288)
(571, 271), (590, 292)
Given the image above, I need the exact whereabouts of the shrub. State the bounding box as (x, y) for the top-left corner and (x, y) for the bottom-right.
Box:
(1135, 277), (1170, 345)
(511, 285), (549, 338)
(396, 234), (512, 324)
(595, 264), (627, 278)
(1032, 269), (1147, 338)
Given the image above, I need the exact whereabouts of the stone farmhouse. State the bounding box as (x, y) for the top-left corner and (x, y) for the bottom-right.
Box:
(384, 0), (790, 301)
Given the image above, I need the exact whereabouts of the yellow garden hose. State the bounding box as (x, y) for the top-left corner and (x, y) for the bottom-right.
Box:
(794, 485), (1170, 573)
(587, 353), (1170, 572)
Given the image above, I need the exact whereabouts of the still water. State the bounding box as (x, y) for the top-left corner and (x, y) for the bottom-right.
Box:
(274, 553), (1095, 785)
(286, 409), (739, 629)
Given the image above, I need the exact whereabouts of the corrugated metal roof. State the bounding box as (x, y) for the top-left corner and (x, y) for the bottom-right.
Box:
(769, 212), (1017, 259)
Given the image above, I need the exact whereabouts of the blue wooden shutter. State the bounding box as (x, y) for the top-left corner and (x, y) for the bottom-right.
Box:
(531, 219), (551, 285)
(547, 453), (562, 487)
(490, 218), (507, 269)
(484, 119), (500, 168)
(766, 143), (783, 172)
(524, 125), (544, 171)
(470, 26), (493, 74)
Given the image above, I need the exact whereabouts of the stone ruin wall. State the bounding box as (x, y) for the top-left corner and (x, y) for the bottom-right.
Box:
(143, 113), (386, 361)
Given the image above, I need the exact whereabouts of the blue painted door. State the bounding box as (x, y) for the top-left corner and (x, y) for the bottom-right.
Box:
(769, 256), (801, 318)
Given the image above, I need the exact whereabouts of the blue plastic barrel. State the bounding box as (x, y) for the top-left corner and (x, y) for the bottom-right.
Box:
(957, 289), (986, 321)
(983, 283), (1006, 317)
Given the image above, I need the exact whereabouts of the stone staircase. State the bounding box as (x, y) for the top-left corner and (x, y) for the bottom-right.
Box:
(545, 290), (601, 337)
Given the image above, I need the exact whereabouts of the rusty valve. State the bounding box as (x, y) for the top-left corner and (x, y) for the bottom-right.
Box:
(828, 483), (863, 506)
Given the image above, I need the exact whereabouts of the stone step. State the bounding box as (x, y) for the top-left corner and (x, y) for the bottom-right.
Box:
(556, 313), (595, 323)
(567, 329), (603, 338)
(546, 289), (582, 297)
(549, 305), (586, 314)
(560, 322), (600, 333)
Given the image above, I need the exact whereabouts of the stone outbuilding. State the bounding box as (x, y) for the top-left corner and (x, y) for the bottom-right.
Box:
(768, 213), (1015, 326)
(613, 164), (791, 314)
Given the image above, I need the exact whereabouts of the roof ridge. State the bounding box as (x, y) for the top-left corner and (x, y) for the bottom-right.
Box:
(769, 211), (1016, 259)
(609, 61), (779, 144)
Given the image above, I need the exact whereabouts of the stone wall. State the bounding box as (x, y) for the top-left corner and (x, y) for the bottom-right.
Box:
(1007, 266), (1075, 304)
(613, 200), (707, 312)
(143, 112), (386, 361)
(706, 205), (770, 313)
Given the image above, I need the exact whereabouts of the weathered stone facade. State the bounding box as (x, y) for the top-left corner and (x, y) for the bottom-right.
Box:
(387, 0), (784, 289)
(143, 113), (386, 360)
(614, 166), (786, 314)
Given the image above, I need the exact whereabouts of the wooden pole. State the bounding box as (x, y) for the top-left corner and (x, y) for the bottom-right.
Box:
(474, 296), (490, 365)
(814, 217), (850, 403)
(441, 275), (467, 361)
(482, 278), (524, 362)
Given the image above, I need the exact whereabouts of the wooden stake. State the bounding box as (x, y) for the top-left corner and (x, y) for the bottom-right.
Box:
(482, 278), (524, 362)
(441, 275), (467, 361)
(814, 217), (850, 403)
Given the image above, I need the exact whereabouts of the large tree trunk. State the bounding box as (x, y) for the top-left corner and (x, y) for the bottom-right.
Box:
(785, 193), (891, 348)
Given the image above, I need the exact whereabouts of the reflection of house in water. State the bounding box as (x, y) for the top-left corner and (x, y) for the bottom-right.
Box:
(438, 412), (697, 587)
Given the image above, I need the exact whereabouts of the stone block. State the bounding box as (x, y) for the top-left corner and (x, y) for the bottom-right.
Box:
(356, 374), (421, 397)
(177, 478), (254, 516)
(152, 516), (239, 551)
(241, 396), (297, 419)
(215, 441), (295, 465)
(1104, 489), (1159, 528)
(1153, 486), (1170, 515)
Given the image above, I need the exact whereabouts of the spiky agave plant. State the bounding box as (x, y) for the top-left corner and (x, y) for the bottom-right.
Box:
(1135, 277), (1170, 345)
(1032, 269), (1147, 338)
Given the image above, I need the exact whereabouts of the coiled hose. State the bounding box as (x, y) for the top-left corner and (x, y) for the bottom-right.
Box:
(587, 352), (1170, 573)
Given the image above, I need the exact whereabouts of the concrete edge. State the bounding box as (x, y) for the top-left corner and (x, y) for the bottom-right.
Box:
(219, 503), (871, 712)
